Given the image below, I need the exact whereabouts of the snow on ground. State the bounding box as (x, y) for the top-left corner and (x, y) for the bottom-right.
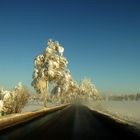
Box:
(22, 100), (140, 128)
(22, 101), (59, 112)
(85, 101), (140, 124)
(22, 102), (44, 112)
(0, 104), (67, 131)
(1, 100), (140, 130)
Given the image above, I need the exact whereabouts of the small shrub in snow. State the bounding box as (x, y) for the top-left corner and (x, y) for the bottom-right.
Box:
(0, 82), (30, 116)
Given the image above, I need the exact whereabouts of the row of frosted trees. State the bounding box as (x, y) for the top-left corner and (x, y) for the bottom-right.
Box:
(0, 39), (100, 116)
(31, 39), (100, 105)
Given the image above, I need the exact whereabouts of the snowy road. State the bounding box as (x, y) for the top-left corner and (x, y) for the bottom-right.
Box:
(0, 104), (140, 140)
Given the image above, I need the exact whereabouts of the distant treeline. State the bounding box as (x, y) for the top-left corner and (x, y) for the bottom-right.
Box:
(102, 93), (140, 101)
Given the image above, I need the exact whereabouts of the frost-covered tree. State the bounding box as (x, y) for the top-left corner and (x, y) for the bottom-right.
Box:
(50, 69), (80, 104)
(31, 39), (100, 105)
(79, 78), (100, 101)
(32, 39), (70, 106)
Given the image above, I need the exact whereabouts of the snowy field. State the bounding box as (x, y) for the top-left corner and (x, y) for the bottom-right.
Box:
(22, 102), (58, 112)
(22, 102), (44, 112)
(23, 101), (140, 126)
(85, 101), (140, 124)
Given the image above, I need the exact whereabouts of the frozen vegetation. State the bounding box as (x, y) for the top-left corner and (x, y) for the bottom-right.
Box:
(31, 39), (100, 105)
(0, 39), (100, 116)
(0, 83), (29, 116)
(1, 38), (139, 129)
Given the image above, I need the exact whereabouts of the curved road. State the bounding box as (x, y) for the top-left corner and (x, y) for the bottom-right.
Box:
(0, 104), (140, 140)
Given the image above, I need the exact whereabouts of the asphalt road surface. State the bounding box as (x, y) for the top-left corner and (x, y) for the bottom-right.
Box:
(0, 104), (140, 140)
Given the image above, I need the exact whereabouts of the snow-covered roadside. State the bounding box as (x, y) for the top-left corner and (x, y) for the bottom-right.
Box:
(0, 104), (68, 131)
(22, 102), (44, 112)
(22, 102), (61, 112)
(85, 101), (140, 128)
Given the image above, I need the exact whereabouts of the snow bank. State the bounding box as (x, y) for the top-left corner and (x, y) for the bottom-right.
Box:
(0, 104), (69, 131)
(85, 101), (140, 128)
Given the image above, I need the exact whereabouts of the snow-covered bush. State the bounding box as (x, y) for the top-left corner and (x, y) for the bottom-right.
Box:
(0, 89), (13, 115)
(0, 100), (3, 116)
(0, 83), (29, 116)
(13, 82), (30, 113)
(2, 91), (15, 115)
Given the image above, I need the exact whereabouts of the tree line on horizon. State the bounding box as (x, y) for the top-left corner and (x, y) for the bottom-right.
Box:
(102, 93), (140, 101)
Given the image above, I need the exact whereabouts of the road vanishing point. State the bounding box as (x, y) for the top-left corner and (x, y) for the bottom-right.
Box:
(0, 104), (140, 140)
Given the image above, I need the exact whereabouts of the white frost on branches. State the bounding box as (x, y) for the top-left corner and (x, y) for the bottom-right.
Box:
(79, 79), (100, 101)
(32, 39), (76, 105)
(0, 82), (29, 116)
(32, 39), (101, 105)
(32, 39), (67, 94)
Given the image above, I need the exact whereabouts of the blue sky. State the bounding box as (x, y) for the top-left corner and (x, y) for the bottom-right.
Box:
(0, 0), (140, 94)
